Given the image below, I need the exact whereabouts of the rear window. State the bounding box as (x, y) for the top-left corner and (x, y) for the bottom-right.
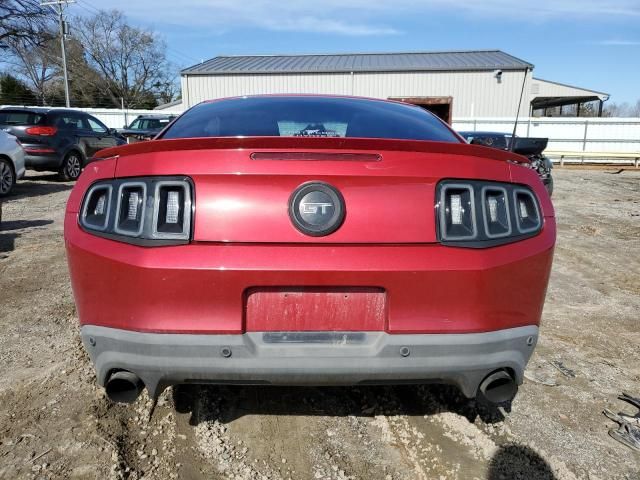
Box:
(0, 110), (45, 126)
(161, 97), (460, 143)
(129, 118), (172, 130)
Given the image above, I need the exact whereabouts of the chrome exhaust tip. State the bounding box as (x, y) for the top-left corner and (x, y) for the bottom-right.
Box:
(478, 370), (518, 405)
(105, 371), (143, 404)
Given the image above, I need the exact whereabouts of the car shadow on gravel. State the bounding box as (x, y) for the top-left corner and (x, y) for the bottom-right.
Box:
(0, 219), (53, 231)
(0, 232), (18, 254)
(10, 175), (73, 200)
(172, 383), (508, 426)
(0, 220), (54, 254)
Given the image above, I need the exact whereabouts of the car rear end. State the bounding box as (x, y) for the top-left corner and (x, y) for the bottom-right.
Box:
(65, 96), (555, 405)
(0, 131), (26, 196)
(0, 109), (61, 171)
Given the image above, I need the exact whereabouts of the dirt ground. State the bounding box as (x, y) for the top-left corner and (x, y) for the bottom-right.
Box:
(0, 169), (639, 480)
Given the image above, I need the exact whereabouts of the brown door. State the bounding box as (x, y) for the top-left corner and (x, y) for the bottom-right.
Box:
(389, 97), (453, 124)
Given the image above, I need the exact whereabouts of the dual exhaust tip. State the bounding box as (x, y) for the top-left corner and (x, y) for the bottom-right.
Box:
(105, 371), (143, 404)
(478, 370), (518, 406)
(104, 369), (518, 406)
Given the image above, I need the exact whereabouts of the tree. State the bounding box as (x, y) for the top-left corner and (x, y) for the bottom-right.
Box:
(74, 10), (173, 108)
(5, 34), (58, 105)
(603, 100), (640, 117)
(0, 0), (51, 46)
(152, 74), (180, 105)
(0, 73), (38, 105)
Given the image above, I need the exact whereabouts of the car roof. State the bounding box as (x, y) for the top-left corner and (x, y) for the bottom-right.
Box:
(0, 106), (51, 113)
(0, 107), (88, 116)
(135, 114), (175, 119)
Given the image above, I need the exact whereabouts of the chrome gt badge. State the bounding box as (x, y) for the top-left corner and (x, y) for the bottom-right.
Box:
(289, 182), (345, 236)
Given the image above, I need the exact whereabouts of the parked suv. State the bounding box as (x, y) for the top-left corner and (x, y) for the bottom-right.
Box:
(0, 108), (125, 180)
(118, 114), (176, 143)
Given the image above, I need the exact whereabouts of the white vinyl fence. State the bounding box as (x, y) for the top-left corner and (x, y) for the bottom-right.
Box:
(452, 117), (640, 156)
(3, 105), (639, 161)
(81, 108), (174, 129)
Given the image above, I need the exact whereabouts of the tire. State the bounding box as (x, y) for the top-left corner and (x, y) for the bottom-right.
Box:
(59, 151), (83, 181)
(544, 175), (554, 197)
(0, 158), (15, 197)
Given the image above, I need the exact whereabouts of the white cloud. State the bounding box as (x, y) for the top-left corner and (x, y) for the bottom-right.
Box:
(417, 0), (640, 17)
(78, 0), (640, 36)
(81, 0), (401, 36)
(593, 39), (640, 45)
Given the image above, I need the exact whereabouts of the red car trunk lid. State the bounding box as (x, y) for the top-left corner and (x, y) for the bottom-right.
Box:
(112, 137), (515, 244)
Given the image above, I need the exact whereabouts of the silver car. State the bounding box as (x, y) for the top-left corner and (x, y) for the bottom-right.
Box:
(0, 130), (26, 196)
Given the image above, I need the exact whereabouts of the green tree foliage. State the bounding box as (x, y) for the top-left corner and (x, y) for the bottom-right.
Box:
(0, 73), (38, 105)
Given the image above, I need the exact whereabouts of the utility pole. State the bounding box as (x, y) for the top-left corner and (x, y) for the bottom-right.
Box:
(41, 0), (75, 108)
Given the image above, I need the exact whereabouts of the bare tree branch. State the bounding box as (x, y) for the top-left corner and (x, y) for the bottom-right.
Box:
(74, 10), (172, 108)
(0, 0), (53, 46)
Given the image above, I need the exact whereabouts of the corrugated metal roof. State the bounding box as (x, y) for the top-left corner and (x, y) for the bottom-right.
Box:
(181, 50), (533, 75)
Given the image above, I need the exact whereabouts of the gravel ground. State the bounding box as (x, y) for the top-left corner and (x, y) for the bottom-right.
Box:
(0, 169), (639, 480)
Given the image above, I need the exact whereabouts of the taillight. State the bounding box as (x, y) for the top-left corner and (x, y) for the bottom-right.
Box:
(436, 180), (542, 248)
(513, 188), (541, 234)
(151, 181), (191, 241)
(25, 126), (58, 136)
(79, 177), (193, 246)
(81, 184), (112, 231)
(114, 182), (146, 236)
(439, 183), (476, 240)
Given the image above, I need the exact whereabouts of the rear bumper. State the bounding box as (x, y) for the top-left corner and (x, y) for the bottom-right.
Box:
(66, 214), (555, 335)
(24, 151), (62, 170)
(82, 324), (538, 398)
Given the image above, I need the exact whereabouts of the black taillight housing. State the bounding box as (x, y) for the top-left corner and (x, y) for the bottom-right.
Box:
(436, 180), (542, 248)
(79, 177), (193, 246)
(81, 184), (112, 231)
(115, 182), (146, 236)
(152, 181), (191, 240)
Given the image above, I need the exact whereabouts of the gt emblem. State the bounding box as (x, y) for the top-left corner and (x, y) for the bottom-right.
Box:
(289, 182), (345, 237)
(300, 202), (333, 215)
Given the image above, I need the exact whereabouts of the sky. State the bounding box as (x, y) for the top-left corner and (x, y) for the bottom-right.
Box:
(73, 0), (640, 104)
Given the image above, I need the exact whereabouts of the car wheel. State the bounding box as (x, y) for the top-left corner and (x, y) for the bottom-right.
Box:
(60, 151), (83, 181)
(544, 176), (554, 197)
(0, 158), (15, 196)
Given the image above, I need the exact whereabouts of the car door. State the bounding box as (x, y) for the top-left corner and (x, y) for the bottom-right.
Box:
(54, 112), (90, 157)
(84, 115), (119, 154)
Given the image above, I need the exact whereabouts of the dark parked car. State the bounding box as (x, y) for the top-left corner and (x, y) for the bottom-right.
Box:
(458, 131), (554, 196)
(0, 108), (125, 180)
(118, 115), (176, 143)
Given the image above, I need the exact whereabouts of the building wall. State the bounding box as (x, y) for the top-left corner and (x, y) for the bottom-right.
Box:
(181, 70), (533, 117)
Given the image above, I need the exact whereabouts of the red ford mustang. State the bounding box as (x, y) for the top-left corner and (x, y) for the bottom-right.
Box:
(65, 95), (555, 406)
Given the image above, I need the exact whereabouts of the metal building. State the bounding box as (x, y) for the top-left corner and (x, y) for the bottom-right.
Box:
(177, 50), (608, 120)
